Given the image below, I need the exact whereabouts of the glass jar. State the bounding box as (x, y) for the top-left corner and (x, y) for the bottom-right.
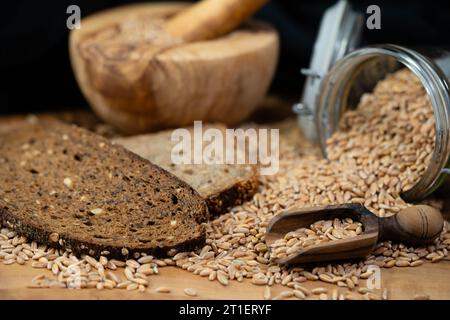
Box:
(315, 44), (450, 202)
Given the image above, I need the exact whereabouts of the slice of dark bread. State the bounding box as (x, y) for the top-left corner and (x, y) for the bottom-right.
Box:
(113, 125), (259, 216)
(0, 120), (209, 259)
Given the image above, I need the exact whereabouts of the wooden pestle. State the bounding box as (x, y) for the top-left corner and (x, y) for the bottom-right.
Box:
(164, 0), (269, 42)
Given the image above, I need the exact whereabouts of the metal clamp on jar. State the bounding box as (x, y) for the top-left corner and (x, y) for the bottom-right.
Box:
(294, 0), (363, 143)
(295, 0), (450, 202)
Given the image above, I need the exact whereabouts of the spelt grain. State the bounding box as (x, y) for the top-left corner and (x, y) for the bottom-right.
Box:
(319, 293), (328, 300)
(273, 290), (294, 300)
(311, 287), (328, 295)
(126, 283), (139, 291)
(155, 286), (171, 293)
(184, 288), (197, 297)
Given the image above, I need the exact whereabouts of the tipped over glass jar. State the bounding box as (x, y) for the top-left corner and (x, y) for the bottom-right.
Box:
(315, 44), (450, 202)
(295, 1), (450, 203)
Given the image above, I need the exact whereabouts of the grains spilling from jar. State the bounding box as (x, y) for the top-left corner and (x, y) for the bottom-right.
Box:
(0, 69), (449, 300)
(269, 218), (363, 260)
(325, 69), (435, 216)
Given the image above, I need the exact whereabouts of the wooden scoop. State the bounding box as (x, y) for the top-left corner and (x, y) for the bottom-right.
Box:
(266, 204), (444, 265)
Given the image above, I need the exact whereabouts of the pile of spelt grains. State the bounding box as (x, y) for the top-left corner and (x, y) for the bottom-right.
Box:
(0, 227), (161, 290)
(269, 218), (363, 260)
(1, 69), (450, 300)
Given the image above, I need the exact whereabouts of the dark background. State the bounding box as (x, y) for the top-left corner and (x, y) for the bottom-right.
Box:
(1, 0), (449, 114)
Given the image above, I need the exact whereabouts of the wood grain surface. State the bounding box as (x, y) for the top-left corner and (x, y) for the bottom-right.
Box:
(1, 260), (450, 300)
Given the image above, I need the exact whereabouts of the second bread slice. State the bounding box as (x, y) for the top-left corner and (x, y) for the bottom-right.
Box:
(114, 125), (259, 216)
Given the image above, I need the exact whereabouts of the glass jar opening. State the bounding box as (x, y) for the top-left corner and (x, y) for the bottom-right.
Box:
(316, 44), (450, 202)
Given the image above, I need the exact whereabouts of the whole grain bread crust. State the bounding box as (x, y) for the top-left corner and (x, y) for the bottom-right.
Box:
(206, 166), (259, 216)
(0, 208), (206, 259)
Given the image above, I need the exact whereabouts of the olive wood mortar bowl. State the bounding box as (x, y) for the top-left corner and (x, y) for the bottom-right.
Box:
(69, 3), (279, 133)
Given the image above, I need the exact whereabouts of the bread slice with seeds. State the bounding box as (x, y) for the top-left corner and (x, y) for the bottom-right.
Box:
(0, 119), (209, 259)
(114, 125), (259, 216)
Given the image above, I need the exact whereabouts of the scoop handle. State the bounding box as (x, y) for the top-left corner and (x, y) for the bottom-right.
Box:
(379, 205), (444, 245)
(164, 0), (269, 42)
